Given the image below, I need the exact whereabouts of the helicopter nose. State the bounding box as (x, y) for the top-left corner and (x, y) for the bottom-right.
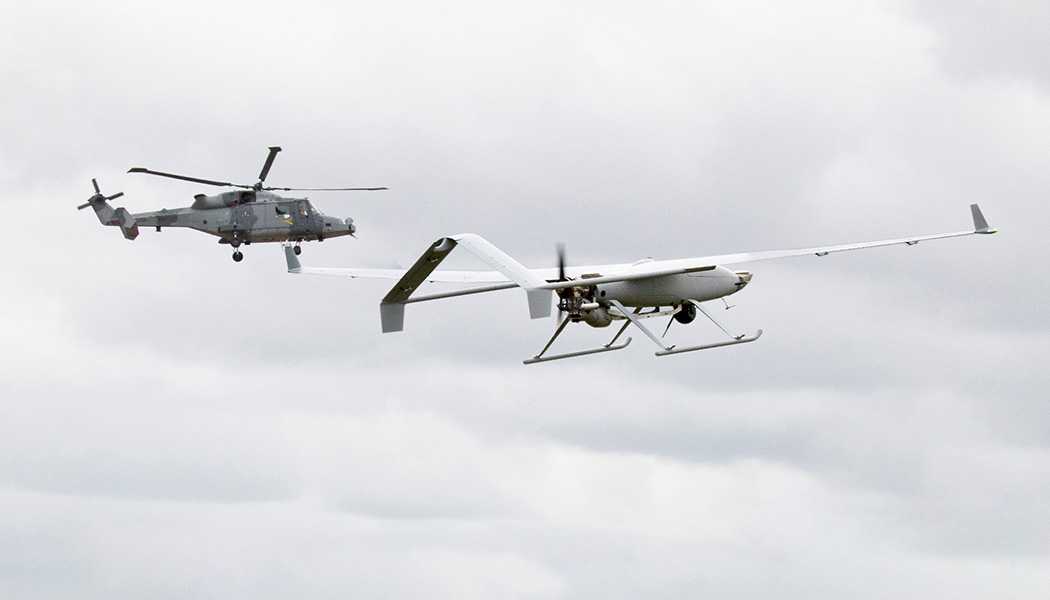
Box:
(344, 217), (356, 234)
(735, 271), (752, 287)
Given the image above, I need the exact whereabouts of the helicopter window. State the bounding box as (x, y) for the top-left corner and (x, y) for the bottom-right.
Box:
(275, 206), (290, 217)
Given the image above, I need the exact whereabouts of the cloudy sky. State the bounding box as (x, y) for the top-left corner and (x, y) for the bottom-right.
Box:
(3, 0), (1048, 597)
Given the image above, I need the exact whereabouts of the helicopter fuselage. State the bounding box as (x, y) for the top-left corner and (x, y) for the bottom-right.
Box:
(129, 191), (355, 244)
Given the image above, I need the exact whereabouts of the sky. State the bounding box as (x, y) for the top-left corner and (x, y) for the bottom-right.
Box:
(2, 0), (1049, 597)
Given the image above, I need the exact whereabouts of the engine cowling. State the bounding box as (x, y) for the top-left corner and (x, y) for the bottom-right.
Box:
(673, 302), (697, 324)
(582, 307), (613, 328)
(191, 191), (255, 209)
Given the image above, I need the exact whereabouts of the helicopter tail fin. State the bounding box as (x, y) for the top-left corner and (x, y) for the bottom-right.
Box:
(88, 201), (140, 240)
(77, 179), (139, 240)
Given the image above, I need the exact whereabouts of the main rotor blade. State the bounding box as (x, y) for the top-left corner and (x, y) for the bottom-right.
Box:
(258, 146), (282, 183)
(262, 186), (388, 191)
(127, 167), (250, 188)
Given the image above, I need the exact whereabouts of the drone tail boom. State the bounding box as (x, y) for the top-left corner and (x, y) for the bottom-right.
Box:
(379, 234), (551, 332)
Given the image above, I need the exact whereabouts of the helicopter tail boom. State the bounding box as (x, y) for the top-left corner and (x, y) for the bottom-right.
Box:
(78, 179), (139, 240)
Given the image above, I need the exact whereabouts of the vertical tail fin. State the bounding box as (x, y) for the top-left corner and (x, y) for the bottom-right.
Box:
(77, 179), (138, 240)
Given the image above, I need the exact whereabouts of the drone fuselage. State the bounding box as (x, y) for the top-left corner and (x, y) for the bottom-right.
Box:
(592, 267), (748, 313)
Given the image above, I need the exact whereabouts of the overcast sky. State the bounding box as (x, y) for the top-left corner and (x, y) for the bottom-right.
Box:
(2, 1), (1049, 598)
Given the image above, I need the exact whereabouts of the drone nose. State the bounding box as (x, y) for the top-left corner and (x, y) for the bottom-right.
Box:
(735, 271), (752, 287)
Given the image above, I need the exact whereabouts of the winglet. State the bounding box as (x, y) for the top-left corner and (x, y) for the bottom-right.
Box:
(284, 245), (302, 272)
(971, 204), (997, 234)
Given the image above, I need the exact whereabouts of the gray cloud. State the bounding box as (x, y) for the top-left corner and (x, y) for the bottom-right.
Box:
(2, 0), (1049, 597)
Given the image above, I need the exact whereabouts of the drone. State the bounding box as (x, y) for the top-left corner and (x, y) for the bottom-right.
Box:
(284, 204), (997, 363)
(78, 146), (386, 262)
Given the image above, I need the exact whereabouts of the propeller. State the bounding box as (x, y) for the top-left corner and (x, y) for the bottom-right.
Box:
(556, 243), (567, 282)
(662, 317), (675, 338)
(551, 243), (575, 320)
(77, 178), (124, 210)
(127, 146), (387, 193)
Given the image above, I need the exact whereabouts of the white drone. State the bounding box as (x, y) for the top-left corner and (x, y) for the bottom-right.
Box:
(286, 204), (996, 364)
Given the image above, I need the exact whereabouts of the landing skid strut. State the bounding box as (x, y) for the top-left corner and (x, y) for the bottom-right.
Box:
(523, 312), (634, 365)
(523, 299), (762, 364)
(608, 299), (761, 358)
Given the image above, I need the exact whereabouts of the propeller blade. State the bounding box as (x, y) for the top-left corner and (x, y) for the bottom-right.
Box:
(556, 243), (566, 282)
(258, 146), (282, 183)
(106, 192), (125, 201)
(127, 167), (249, 188)
(662, 316), (675, 338)
(553, 309), (568, 328)
(76, 201), (92, 210)
(91, 178), (100, 194)
(262, 186), (388, 192)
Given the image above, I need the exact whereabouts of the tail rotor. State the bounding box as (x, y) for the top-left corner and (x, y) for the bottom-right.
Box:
(78, 178), (138, 240)
(77, 178), (125, 210)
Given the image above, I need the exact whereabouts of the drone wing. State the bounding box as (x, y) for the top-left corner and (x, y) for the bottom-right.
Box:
(532, 204), (996, 291)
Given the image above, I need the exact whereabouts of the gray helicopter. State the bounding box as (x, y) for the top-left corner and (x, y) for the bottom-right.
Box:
(78, 146), (386, 262)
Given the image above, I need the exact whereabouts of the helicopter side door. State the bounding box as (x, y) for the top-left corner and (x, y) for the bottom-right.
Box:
(273, 203), (296, 229)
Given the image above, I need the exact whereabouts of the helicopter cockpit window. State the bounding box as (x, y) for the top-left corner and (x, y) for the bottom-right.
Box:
(299, 204), (310, 217)
(275, 206), (290, 217)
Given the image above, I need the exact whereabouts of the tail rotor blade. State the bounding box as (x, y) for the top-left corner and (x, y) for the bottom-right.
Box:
(76, 201), (92, 210)
(92, 178), (100, 194)
(105, 192), (125, 201)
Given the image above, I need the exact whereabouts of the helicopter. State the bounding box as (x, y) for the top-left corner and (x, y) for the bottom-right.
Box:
(78, 146), (386, 262)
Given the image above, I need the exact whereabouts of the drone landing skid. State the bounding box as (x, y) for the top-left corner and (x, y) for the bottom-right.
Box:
(607, 298), (763, 359)
(654, 329), (763, 357)
(523, 337), (632, 365)
(523, 312), (634, 365)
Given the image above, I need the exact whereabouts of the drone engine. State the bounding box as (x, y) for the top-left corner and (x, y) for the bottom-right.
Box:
(582, 306), (613, 328)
